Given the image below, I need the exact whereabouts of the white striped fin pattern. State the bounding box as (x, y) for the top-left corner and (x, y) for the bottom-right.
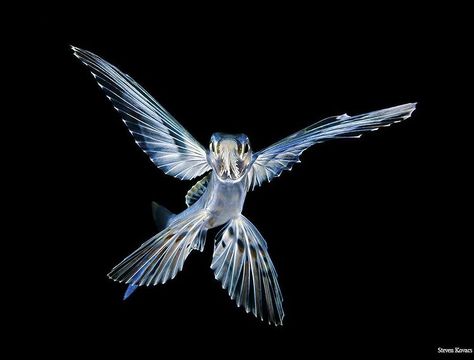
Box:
(72, 46), (211, 180)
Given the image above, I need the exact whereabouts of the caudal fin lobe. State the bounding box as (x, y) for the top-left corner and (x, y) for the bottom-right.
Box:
(152, 202), (175, 232)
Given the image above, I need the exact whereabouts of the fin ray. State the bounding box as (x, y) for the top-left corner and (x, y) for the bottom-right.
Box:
(211, 215), (284, 325)
(185, 173), (211, 207)
(109, 210), (209, 286)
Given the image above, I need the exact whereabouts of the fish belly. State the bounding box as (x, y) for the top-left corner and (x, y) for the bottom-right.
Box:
(206, 181), (246, 228)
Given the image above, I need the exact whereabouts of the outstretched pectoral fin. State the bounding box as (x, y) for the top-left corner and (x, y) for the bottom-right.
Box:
(71, 46), (211, 181)
(211, 215), (284, 326)
(248, 103), (416, 189)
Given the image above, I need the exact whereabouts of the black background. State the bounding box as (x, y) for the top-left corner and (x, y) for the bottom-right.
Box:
(33, 5), (471, 357)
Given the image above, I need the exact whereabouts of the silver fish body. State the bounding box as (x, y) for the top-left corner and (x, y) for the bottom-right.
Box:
(202, 174), (248, 228)
(169, 172), (248, 229)
(72, 45), (416, 325)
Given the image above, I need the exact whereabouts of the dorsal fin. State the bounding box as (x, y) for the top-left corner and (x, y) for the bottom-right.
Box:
(185, 173), (211, 207)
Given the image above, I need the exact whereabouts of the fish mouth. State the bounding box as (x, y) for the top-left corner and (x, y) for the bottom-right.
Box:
(217, 168), (242, 180)
(215, 152), (244, 180)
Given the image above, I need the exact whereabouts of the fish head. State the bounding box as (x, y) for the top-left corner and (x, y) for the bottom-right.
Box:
(208, 132), (252, 180)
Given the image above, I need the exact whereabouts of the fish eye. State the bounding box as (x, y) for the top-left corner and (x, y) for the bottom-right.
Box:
(210, 141), (221, 154)
(238, 142), (249, 156)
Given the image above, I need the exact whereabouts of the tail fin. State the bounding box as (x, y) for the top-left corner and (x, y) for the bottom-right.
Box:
(152, 202), (175, 232)
(123, 284), (138, 300)
(110, 210), (209, 287)
(122, 266), (148, 300)
(123, 202), (176, 300)
(211, 215), (284, 326)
